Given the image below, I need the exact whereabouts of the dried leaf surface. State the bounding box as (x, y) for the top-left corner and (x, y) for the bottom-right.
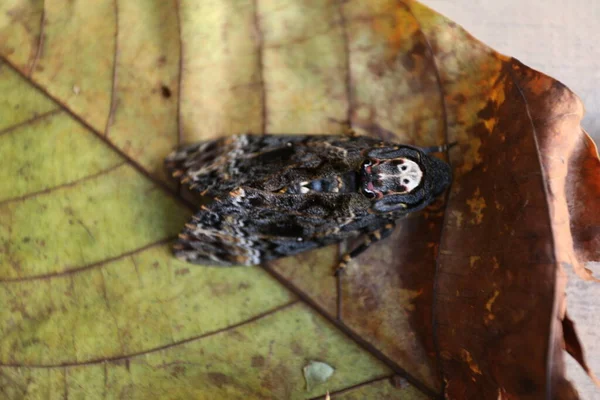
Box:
(0, 0), (598, 398)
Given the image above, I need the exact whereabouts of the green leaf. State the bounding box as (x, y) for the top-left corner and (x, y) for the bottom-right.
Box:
(1, 0), (598, 399)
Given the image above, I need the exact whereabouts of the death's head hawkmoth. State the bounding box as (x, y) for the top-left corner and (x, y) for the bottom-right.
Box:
(165, 134), (452, 271)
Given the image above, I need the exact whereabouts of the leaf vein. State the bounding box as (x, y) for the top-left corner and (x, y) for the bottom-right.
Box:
(252, 0), (267, 132)
(104, 0), (120, 138)
(0, 300), (299, 368)
(28, 0), (45, 77)
(0, 108), (61, 138)
(0, 236), (172, 283)
(0, 162), (127, 207)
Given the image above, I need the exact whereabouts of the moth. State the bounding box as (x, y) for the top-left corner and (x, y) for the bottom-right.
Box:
(165, 133), (452, 273)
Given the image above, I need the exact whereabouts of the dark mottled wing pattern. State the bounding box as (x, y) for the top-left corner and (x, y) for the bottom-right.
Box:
(173, 187), (394, 266)
(165, 134), (397, 266)
(165, 134), (382, 195)
(165, 134), (450, 267)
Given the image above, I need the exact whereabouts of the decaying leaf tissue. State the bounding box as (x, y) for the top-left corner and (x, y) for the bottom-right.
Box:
(165, 134), (451, 272)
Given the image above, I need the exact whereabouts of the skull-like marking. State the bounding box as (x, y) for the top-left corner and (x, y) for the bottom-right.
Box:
(394, 158), (422, 192)
(361, 157), (424, 198)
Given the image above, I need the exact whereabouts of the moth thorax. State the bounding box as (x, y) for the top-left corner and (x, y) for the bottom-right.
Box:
(389, 158), (422, 192)
(369, 158), (423, 194)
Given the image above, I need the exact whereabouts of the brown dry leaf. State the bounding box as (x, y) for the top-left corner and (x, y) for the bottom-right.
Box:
(0, 0), (598, 399)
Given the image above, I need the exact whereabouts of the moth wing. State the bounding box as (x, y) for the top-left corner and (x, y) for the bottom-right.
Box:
(164, 135), (243, 194)
(165, 135), (306, 194)
(173, 187), (393, 266)
(164, 134), (383, 195)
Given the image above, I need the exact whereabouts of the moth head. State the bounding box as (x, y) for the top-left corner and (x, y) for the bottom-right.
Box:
(359, 145), (452, 213)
